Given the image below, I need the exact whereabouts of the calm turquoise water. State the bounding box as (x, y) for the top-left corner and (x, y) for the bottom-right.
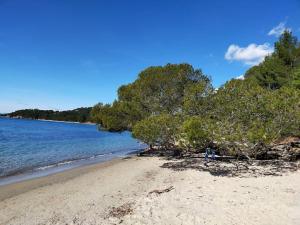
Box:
(0, 117), (145, 183)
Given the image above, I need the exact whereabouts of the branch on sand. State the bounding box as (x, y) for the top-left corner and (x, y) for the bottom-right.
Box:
(148, 186), (174, 196)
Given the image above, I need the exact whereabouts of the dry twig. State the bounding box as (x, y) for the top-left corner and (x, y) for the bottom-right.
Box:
(148, 186), (174, 196)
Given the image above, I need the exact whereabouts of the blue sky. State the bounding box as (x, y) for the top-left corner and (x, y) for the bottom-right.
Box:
(0, 0), (300, 113)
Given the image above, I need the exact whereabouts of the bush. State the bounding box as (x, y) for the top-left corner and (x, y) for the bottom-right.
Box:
(132, 114), (181, 148)
(182, 117), (213, 149)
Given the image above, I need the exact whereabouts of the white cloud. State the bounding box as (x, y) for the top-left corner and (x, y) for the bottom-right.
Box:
(268, 22), (291, 37)
(225, 43), (273, 65)
(236, 75), (245, 80)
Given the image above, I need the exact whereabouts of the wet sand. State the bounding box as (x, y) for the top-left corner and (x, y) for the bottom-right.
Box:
(0, 158), (121, 201)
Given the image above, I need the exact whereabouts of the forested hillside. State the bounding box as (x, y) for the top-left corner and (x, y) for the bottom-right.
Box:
(4, 107), (92, 123)
(91, 31), (300, 157)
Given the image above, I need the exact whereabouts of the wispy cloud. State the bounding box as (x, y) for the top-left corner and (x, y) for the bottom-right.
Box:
(268, 22), (291, 37)
(225, 43), (273, 66)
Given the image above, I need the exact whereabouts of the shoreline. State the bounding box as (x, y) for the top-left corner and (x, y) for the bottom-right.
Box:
(0, 116), (96, 125)
(0, 150), (142, 187)
(0, 157), (124, 202)
(37, 118), (96, 125)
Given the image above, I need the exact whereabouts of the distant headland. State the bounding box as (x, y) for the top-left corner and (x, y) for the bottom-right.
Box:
(1, 107), (92, 124)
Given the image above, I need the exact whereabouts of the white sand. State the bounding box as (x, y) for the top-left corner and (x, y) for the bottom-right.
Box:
(0, 157), (299, 225)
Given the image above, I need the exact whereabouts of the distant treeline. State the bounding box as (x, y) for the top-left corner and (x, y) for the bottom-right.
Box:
(4, 107), (92, 123)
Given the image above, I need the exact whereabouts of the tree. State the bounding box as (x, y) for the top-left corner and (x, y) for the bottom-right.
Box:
(91, 63), (212, 131)
(132, 114), (181, 149)
(245, 30), (300, 89)
(182, 117), (213, 149)
(90, 102), (128, 131)
(274, 30), (299, 67)
(194, 79), (274, 147)
(183, 81), (214, 115)
(119, 63), (211, 115)
(265, 86), (300, 138)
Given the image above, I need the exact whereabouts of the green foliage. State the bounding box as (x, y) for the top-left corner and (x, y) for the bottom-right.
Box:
(246, 56), (291, 89)
(132, 114), (181, 148)
(265, 86), (300, 137)
(291, 66), (300, 89)
(245, 30), (300, 89)
(182, 117), (213, 148)
(130, 63), (212, 115)
(8, 108), (92, 123)
(205, 79), (274, 145)
(183, 81), (213, 115)
(90, 102), (128, 131)
(91, 63), (212, 131)
(274, 30), (299, 66)
(91, 32), (300, 156)
(182, 79), (300, 152)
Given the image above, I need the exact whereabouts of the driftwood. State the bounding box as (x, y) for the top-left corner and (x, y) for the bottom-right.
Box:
(148, 186), (174, 196)
(187, 154), (236, 160)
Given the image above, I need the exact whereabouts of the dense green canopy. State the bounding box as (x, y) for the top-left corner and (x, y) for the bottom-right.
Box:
(91, 63), (212, 131)
(92, 31), (300, 155)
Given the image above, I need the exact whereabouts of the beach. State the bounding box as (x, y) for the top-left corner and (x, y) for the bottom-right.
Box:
(0, 156), (300, 225)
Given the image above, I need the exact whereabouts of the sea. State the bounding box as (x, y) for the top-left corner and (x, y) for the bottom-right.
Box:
(0, 117), (146, 185)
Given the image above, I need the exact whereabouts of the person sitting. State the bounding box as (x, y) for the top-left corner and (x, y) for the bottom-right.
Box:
(211, 149), (216, 160)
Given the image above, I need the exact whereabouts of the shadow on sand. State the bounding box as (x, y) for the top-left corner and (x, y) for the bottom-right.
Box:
(160, 157), (299, 178)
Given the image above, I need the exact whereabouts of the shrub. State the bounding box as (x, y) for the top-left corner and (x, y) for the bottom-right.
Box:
(132, 114), (181, 148)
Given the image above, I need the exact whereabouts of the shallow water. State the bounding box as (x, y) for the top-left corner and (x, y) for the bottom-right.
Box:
(0, 117), (146, 184)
